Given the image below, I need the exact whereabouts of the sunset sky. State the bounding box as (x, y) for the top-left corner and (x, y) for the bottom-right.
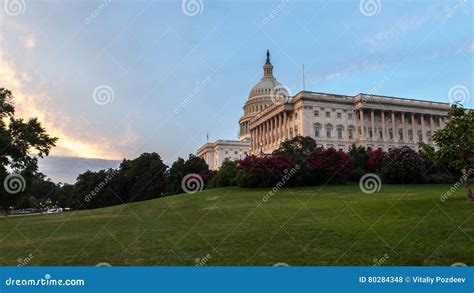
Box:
(0, 0), (472, 182)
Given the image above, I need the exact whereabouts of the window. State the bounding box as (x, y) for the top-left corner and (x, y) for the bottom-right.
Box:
(314, 126), (320, 137)
(234, 151), (238, 155)
(348, 129), (354, 139)
(337, 127), (343, 139)
(337, 113), (342, 119)
(348, 113), (353, 119)
(408, 130), (413, 140)
(399, 129), (403, 140)
(389, 129), (393, 140)
(427, 130), (431, 142)
(326, 127), (332, 138)
(417, 130), (422, 141)
(326, 111), (331, 118)
(314, 110), (319, 117)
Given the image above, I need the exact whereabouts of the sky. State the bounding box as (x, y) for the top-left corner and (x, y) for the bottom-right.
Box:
(0, 0), (473, 183)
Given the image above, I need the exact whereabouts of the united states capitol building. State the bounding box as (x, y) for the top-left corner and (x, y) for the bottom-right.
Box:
(197, 51), (450, 170)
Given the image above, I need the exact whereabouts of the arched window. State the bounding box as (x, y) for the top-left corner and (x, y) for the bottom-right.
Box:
(348, 126), (355, 140)
(325, 124), (333, 138)
(313, 123), (321, 138)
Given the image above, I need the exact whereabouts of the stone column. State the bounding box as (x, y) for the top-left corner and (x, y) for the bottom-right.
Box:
(279, 113), (283, 142)
(401, 112), (407, 142)
(429, 115), (434, 141)
(411, 113), (417, 143)
(421, 114), (426, 143)
(255, 125), (259, 153)
(283, 112), (287, 140)
(381, 111), (386, 140)
(270, 118), (273, 146)
(391, 111), (396, 141)
(371, 109), (375, 140)
(359, 109), (365, 140)
(254, 127), (257, 151)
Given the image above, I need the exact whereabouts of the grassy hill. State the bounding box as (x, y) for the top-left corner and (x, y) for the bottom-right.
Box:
(1, 184), (473, 266)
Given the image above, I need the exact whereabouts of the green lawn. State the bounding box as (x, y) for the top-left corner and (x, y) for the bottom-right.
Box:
(1, 184), (473, 266)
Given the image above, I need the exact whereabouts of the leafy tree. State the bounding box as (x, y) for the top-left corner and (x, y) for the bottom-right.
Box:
(306, 147), (352, 184)
(166, 157), (186, 194)
(236, 154), (295, 187)
(418, 142), (456, 184)
(367, 149), (386, 172)
(273, 135), (316, 165)
(348, 144), (369, 181)
(382, 147), (424, 184)
(0, 88), (57, 215)
(167, 154), (210, 194)
(208, 159), (237, 188)
(119, 152), (167, 202)
(72, 169), (119, 209)
(273, 135), (317, 185)
(433, 104), (474, 200)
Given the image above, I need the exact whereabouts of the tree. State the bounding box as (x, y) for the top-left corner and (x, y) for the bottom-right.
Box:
(273, 136), (317, 185)
(167, 154), (210, 194)
(367, 149), (386, 172)
(236, 154), (295, 188)
(166, 157), (186, 194)
(0, 88), (57, 215)
(273, 135), (316, 165)
(433, 104), (474, 201)
(208, 158), (237, 188)
(119, 153), (167, 202)
(418, 142), (456, 184)
(382, 147), (424, 184)
(348, 144), (369, 181)
(306, 147), (352, 184)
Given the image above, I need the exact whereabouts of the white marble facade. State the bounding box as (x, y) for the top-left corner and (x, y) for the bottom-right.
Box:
(197, 51), (450, 168)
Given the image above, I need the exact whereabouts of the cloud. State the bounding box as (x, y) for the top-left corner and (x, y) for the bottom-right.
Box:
(0, 59), (126, 160)
(19, 34), (36, 49)
(308, 58), (385, 85)
(357, 4), (443, 48)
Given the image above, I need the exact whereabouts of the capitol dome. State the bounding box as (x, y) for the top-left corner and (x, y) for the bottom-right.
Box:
(247, 50), (288, 101)
(239, 50), (289, 141)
